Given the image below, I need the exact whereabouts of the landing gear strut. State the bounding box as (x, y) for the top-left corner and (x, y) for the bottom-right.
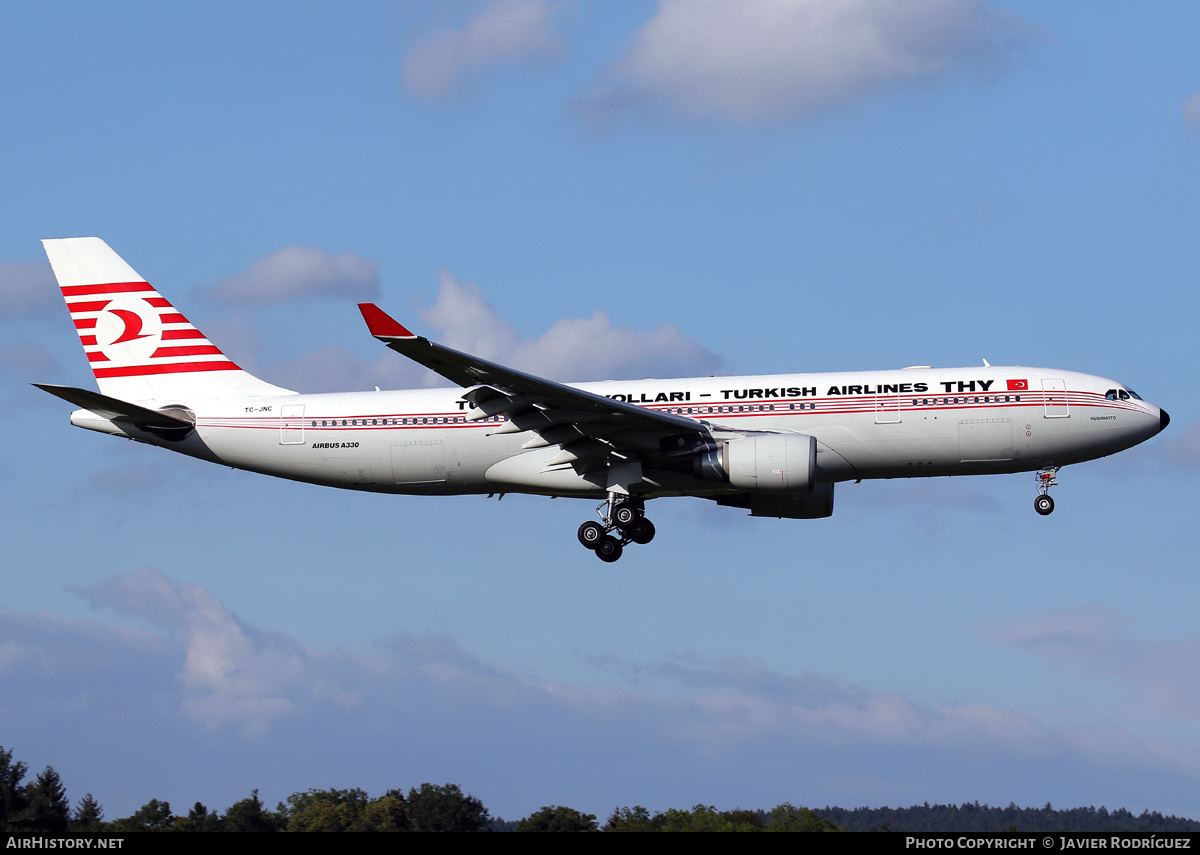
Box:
(577, 494), (656, 562)
(1034, 467), (1058, 516)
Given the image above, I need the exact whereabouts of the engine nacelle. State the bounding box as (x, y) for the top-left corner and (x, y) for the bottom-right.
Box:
(696, 433), (817, 494)
(749, 483), (835, 519)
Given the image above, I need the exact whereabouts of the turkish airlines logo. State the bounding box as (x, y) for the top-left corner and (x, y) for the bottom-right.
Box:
(94, 296), (162, 363)
(108, 309), (151, 344)
(1007, 379), (1028, 391)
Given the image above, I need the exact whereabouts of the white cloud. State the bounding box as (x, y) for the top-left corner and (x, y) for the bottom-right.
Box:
(266, 269), (723, 392)
(1157, 420), (1200, 468)
(402, 0), (562, 99)
(7, 571), (1200, 816)
(995, 607), (1200, 727)
(416, 272), (522, 360)
(1183, 91), (1200, 132)
(0, 262), (60, 318)
(75, 569), (330, 736)
(583, 0), (1021, 123)
(265, 345), (419, 396)
(419, 270), (724, 382)
(591, 650), (1049, 750)
(207, 246), (381, 304)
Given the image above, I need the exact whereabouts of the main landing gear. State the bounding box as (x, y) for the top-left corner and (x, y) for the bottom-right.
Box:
(1034, 467), (1059, 516)
(577, 495), (656, 562)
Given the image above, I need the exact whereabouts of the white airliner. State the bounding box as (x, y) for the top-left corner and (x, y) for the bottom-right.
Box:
(37, 238), (1169, 561)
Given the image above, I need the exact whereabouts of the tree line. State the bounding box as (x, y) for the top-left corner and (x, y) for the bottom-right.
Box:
(4, 746), (1197, 832)
(0, 745), (843, 833)
(813, 802), (1200, 833)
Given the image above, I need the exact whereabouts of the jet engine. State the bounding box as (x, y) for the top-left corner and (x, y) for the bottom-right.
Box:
(695, 432), (817, 494)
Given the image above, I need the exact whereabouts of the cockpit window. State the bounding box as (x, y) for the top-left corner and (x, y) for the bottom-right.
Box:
(1106, 388), (1142, 401)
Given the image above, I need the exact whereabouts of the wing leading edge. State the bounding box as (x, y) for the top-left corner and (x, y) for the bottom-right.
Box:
(358, 303), (714, 492)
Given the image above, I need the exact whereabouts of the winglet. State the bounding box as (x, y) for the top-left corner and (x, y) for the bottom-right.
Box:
(358, 303), (416, 339)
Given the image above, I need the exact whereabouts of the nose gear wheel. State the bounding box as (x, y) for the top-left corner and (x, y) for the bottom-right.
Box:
(1034, 467), (1058, 516)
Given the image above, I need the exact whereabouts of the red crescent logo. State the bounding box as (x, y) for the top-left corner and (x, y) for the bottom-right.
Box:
(109, 309), (151, 344)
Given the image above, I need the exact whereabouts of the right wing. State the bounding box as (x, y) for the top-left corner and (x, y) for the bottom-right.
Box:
(358, 304), (716, 491)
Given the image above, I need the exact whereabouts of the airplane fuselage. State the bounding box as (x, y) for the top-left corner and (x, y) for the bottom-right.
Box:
(72, 365), (1164, 499)
(41, 237), (1169, 560)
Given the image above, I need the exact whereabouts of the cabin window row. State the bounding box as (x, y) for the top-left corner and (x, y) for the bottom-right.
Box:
(912, 395), (1021, 406)
(309, 415), (506, 427)
(659, 403), (818, 415)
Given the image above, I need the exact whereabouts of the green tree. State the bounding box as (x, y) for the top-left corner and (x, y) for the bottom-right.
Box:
(0, 747), (29, 831)
(516, 805), (598, 832)
(281, 788), (369, 832)
(605, 803), (844, 832)
(407, 783), (489, 832)
(172, 802), (221, 832)
(605, 806), (663, 832)
(357, 791), (411, 832)
(657, 804), (751, 832)
(110, 798), (174, 832)
(766, 803), (845, 832)
(223, 790), (279, 832)
(21, 766), (70, 832)
(71, 794), (104, 832)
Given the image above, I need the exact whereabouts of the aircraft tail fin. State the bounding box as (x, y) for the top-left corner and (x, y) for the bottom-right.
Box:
(42, 238), (295, 402)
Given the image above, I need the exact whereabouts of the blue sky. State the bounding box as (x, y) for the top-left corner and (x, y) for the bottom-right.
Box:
(2, 0), (1199, 822)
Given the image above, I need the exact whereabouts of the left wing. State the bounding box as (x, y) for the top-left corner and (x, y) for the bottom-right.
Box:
(358, 303), (715, 492)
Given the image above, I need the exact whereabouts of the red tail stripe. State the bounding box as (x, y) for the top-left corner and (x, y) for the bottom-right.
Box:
(150, 345), (224, 358)
(145, 297), (172, 308)
(79, 335), (97, 346)
(161, 329), (206, 340)
(60, 281), (154, 297)
(66, 300), (113, 313)
(86, 352), (110, 363)
(158, 313), (189, 325)
(93, 361), (240, 378)
(74, 318), (97, 329)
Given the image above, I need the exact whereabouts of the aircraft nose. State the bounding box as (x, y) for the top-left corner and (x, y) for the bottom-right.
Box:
(1160, 408), (1171, 433)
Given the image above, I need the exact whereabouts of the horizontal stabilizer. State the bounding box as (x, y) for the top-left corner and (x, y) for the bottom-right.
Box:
(33, 383), (194, 429)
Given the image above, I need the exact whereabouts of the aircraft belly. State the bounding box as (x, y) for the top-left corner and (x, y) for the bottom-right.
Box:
(193, 418), (515, 492)
(808, 417), (958, 478)
(484, 450), (607, 496)
(808, 410), (1035, 478)
(814, 440), (858, 482)
(201, 425), (379, 486)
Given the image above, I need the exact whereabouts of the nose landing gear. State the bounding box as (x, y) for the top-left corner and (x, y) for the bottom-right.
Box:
(1034, 467), (1058, 516)
(577, 494), (656, 562)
